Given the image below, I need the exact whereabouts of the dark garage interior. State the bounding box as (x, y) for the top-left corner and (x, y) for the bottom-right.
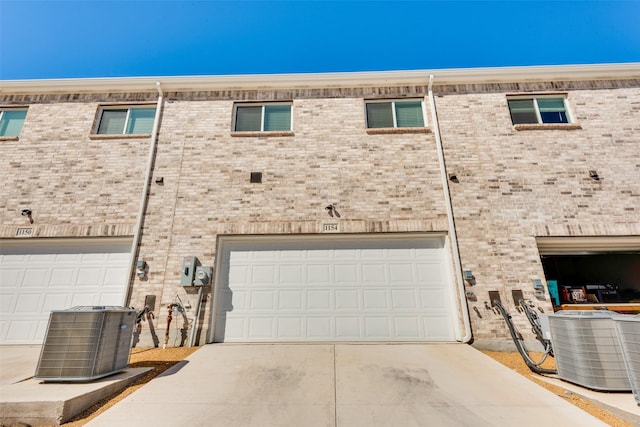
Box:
(541, 253), (640, 306)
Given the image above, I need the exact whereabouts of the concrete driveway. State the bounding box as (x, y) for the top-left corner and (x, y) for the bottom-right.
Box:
(87, 343), (607, 427)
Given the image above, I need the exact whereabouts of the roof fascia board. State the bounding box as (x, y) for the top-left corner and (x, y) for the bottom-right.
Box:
(1, 63), (639, 95)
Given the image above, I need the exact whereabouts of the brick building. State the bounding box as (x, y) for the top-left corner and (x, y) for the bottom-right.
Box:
(1, 64), (638, 348)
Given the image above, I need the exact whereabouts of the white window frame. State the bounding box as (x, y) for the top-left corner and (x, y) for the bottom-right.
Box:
(94, 105), (156, 135)
(0, 107), (28, 137)
(507, 95), (572, 125)
(365, 99), (427, 129)
(233, 102), (293, 132)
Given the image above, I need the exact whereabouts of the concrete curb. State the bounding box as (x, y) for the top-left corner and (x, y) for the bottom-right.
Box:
(0, 367), (151, 426)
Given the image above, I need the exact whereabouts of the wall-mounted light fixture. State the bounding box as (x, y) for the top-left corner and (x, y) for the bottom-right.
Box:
(21, 209), (33, 224)
(448, 174), (459, 183)
(325, 204), (341, 218)
(589, 170), (600, 181)
(155, 176), (164, 185)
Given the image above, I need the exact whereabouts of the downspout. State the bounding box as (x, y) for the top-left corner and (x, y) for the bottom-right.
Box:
(123, 82), (164, 306)
(428, 74), (472, 343)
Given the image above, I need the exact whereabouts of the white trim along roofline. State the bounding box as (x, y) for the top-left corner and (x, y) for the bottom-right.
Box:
(1, 63), (639, 95)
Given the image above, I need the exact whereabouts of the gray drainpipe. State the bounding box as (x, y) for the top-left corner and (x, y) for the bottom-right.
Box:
(123, 82), (164, 306)
(427, 74), (472, 343)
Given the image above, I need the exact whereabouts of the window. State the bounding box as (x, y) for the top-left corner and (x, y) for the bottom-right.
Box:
(0, 108), (27, 137)
(366, 100), (425, 129)
(508, 97), (570, 125)
(234, 103), (292, 132)
(96, 106), (156, 134)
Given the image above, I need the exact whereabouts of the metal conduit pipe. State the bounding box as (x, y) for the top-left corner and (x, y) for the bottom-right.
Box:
(427, 74), (472, 343)
(123, 82), (164, 306)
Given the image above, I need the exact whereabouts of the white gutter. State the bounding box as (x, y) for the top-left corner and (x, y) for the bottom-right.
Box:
(1, 63), (639, 94)
(123, 81), (163, 306)
(428, 74), (472, 343)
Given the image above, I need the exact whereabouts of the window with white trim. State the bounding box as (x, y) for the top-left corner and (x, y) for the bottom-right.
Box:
(507, 96), (570, 125)
(365, 100), (425, 129)
(234, 103), (292, 132)
(0, 108), (27, 137)
(95, 106), (156, 134)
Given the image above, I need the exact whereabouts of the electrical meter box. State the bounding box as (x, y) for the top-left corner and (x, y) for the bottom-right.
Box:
(194, 266), (212, 286)
(181, 256), (198, 286)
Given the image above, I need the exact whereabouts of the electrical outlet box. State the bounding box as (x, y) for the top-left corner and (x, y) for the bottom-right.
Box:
(194, 266), (212, 286)
(488, 291), (502, 307)
(180, 256), (198, 286)
(144, 295), (156, 312)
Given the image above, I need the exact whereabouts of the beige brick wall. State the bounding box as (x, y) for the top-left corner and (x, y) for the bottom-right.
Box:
(435, 80), (640, 342)
(127, 89), (451, 346)
(2, 78), (637, 347)
(0, 96), (154, 238)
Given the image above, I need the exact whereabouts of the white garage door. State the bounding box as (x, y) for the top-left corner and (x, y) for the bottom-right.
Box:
(0, 239), (131, 344)
(213, 235), (457, 342)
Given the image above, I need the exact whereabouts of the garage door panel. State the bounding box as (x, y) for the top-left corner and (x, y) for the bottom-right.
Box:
(307, 265), (330, 283)
(361, 248), (385, 258)
(308, 249), (331, 259)
(278, 290), (303, 310)
(280, 265), (303, 283)
(248, 317), (273, 338)
(77, 268), (104, 285)
(363, 289), (388, 309)
(307, 317), (331, 337)
(424, 316), (454, 339)
(71, 292), (99, 307)
(389, 263), (415, 282)
(35, 319), (50, 342)
(334, 264), (358, 282)
(361, 265), (386, 283)
(250, 291), (275, 310)
(364, 317), (390, 337)
(335, 289), (359, 309)
(277, 317), (303, 338)
(336, 317), (360, 338)
(23, 268), (50, 287)
(420, 289), (447, 309)
(215, 236), (456, 342)
(228, 265), (249, 284)
(307, 290), (331, 310)
(393, 317), (421, 338)
(43, 293), (70, 312)
(99, 291), (128, 306)
(0, 293), (14, 313)
(4, 320), (35, 342)
(104, 266), (128, 285)
(50, 268), (76, 286)
(253, 265), (276, 284)
(15, 294), (42, 313)
(417, 262), (444, 283)
(0, 239), (131, 344)
(393, 289), (421, 309)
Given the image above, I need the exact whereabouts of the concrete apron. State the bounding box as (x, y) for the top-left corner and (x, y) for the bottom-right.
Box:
(0, 345), (151, 426)
(87, 343), (608, 427)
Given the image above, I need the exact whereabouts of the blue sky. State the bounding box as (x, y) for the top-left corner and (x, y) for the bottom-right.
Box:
(1, 1), (639, 80)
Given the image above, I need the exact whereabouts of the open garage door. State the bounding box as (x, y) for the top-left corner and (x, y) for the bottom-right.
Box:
(537, 237), (640, 307)
(213, 234), (458, 343)
(0, 238), (131, 344)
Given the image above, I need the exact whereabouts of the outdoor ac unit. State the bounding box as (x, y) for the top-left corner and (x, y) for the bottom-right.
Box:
(35, 306), (135, 382)
(614, 315), (640, 404)
(547, 310), (631, 391)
